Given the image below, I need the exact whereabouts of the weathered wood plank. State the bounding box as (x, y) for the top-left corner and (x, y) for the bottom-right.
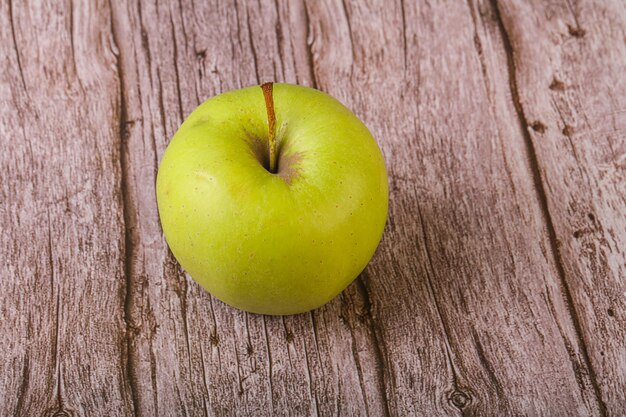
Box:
(0, 1), (133, 416)
(109, 0), (388, 415)
(108, 0), (615, 414)
(310, 0), (603, 414)
(2, 0), (624, 415)
(494, 0), (626, 411)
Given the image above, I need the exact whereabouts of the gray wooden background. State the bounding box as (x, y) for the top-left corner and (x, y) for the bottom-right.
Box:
(1, 0), (625, 416)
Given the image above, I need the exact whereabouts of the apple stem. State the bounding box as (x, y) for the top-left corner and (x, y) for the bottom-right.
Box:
(261, 82), (277, 173)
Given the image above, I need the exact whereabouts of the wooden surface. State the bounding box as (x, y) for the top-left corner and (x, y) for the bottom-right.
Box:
(1, 0), (624, 415)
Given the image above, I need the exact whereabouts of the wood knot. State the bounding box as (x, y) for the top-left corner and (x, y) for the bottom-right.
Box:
(50, 411), (72, 417)
(209, 333), (219, 346)
(531, 121), (546, 133)
(607, 308), (614, 317)
(562, 125), (574, 136)
(549, 77), (565, 91)
(568, 25), (586, 38)
(285, 331), (294, 343)
(448, 389), (471, 409)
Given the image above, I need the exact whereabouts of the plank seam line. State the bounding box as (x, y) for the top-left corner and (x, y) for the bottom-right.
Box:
(109, 2), (141, 415)
(490, 1), (607, 414)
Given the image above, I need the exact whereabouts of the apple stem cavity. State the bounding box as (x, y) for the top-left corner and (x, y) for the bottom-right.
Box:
(261, 82), (277, 173)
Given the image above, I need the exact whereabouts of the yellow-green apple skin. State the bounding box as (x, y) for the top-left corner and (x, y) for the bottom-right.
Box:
(156, 83), (388, 315)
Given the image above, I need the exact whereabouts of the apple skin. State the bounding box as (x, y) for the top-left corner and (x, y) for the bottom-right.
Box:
(156, 83), (388, 315)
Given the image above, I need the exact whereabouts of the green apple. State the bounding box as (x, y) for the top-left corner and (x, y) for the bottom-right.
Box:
(156, 83), (388, 315)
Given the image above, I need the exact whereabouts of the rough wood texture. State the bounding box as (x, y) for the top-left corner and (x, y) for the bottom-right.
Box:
(0, 1), (133, 415)
(494, 1), (626, 410)
(1, 0), (624, 416)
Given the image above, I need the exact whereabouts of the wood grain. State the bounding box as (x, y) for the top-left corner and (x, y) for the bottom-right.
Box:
(0, 1), (133, 415)
(1, 0), (624, 416)
(312, 0), (603, 414)
(494, 1), (626, 412)
(109, 1), (387, 415)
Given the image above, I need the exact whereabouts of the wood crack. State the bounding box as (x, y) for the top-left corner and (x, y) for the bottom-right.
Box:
(336, 379), (342, 416)
(542, 288), (592, 400)
(339, 0), (355, 63)
(109, 3), (141, 415)
(416, 204), (467, 416)
(177, 279), (194, 382)
(271, 0), (286, 81)
(354, 277), (391, 417)
(136, 0), (153, 86)
(54, 351), (65, 416)
(300, 332), (320, 417)
(7, 0), (27, 93)
(233, 338), (245, 396)
(471, 330), (505, 401)
(399, 0), (408, 71)
(208, 297), (222, 368)
(169, 14), (185, 122)
(466, 0), (493, 107)
(156, 68), (169, 142)
(198, 345), (212, 417)
(14, 356), (30, 416)
(261, 316), (275, 415)
(308, 312), (324, 378)
(47, 210), (69, 415)
(300, 1), (318, 88)
(346, 307), (372, 417)
(148, 326), (160, 416)
(176, 0), (189, 48)
(245, 7), (261, 84)
(490, 1), (607, 414)
(231, 0), (242, 65)
(47, 211), (55, 305)
(465, 0), (519, 202)
(67, 0), (83, 92)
